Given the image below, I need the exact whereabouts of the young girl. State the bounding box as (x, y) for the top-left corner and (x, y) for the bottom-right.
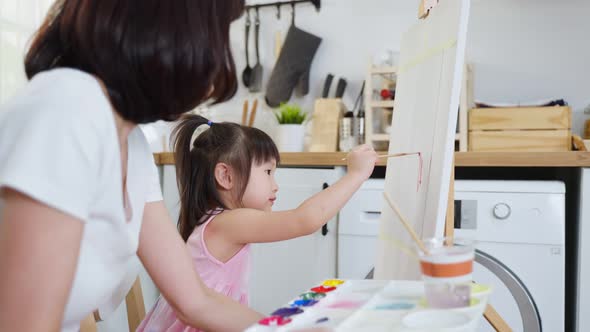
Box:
(138, 114), (378, 331)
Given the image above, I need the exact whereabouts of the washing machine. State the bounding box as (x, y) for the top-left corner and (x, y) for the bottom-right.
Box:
(576, 168), (590, 332)
(454, 180), (565, 332)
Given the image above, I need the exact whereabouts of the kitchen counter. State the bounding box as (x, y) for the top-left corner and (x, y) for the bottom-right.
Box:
(155, 150), (589, 329)
(154, 151), (590, 167)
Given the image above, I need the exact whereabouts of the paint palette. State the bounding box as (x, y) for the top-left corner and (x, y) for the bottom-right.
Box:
(245, 279), (490, 332)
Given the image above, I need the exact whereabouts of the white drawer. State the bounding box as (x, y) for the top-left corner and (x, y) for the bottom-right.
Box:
(339, 180), (385, 236)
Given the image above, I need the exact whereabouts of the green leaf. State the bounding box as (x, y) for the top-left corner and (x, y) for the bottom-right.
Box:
(274, 103), (307, 124)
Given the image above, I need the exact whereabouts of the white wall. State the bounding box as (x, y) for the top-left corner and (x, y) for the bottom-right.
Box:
(0, 0), (54, 103)
(206, 0), (417, 141)
(467, 0), (590, 135)
(199, 0), (590, 146)
(4, 1), (590, 148)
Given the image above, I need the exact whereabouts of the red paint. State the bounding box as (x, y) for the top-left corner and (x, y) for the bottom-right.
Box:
(310, 285), (337, 293)
(395, 152), (423, 192)
(258, 316), (292, 326)
(417, 152), (423, 192)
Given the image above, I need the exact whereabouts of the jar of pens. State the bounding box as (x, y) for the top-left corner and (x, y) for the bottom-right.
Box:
(339, 82), (366, 152)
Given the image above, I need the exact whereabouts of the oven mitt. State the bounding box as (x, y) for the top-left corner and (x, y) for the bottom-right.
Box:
(265, 26), (321, 107)
(295, 69), (310, 97)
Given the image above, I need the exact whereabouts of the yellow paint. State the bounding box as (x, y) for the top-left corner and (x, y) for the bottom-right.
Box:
(322, 279), (345, 287)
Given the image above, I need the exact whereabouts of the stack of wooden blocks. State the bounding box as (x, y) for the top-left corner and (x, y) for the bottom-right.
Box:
(468, 106), (572, 152)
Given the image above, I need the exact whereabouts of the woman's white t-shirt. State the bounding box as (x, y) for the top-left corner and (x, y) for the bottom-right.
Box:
(0, 68), (163, 331)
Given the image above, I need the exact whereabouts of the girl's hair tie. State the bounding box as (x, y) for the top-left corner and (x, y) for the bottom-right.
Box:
(207, 120), (213, 126)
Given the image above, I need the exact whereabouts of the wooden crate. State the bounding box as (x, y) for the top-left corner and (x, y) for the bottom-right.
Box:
(468, 106), (571, 152)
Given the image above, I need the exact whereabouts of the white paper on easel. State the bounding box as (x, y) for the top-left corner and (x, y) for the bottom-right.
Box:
(375, 0), (470, 280)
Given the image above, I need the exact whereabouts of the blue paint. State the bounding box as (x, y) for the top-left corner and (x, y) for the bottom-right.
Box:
(375, 302), (415, 310)
(291, 299), (318, 307)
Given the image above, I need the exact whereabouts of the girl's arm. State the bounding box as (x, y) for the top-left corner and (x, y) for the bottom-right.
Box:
(214, 145), (378, 244)
(137, 200), (263, 331)
(0, 188), (83, 332)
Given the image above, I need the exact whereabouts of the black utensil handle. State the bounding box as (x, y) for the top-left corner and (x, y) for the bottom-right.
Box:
(322, 74), (333, 98)
(255, 9), (261, 62)
(321, 182), (329, 236)
(335, 78), (347, 98)
(245, 16), (251, 64)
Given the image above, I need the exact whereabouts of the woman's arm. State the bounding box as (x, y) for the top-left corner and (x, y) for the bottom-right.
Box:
(0, 188), (83, 332)
(137, 200), (263, 331)
(213, 145), (378, 244)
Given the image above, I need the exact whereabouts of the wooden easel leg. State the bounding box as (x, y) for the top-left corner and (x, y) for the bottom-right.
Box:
(484, 304), (513, 332)
(444, 158), (512, 332)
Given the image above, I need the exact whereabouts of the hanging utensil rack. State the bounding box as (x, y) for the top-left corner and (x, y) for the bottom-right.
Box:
(245, 0), (321, 14)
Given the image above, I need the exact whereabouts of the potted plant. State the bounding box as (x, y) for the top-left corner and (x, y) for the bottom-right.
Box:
(274, 103), (307, 152)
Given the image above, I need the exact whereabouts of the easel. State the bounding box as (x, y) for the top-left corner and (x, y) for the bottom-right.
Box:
(444, 157), (512, 332)
(416, 1), (512, 331)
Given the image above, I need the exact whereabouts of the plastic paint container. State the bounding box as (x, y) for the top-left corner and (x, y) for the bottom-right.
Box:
(418, 238), (474, 308)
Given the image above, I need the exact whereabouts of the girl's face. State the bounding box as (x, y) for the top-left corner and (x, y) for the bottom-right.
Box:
(241, 159), (279, 211)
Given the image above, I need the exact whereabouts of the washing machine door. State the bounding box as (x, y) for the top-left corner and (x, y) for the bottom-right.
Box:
(474, 249), (542, 332)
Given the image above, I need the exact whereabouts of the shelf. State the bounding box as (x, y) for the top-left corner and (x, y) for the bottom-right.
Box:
(370, 66), (397, 74)
(371, 134), (390, 141)
(370, 100), (395, 108)
(155, 152), (590, 167)
(365, 62), (397, 150)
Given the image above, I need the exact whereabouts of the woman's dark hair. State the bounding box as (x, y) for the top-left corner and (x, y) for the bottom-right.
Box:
(25, 0), (244, 124)
(173, 115), (280, 241)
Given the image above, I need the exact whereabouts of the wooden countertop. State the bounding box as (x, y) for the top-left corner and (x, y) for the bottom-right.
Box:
(154, 151), (590, 167)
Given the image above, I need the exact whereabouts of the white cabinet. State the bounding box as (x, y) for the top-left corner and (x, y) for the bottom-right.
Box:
(249, 168), (340, 314)
(337, 179), (385, 279)
(160, 165), (341, 315)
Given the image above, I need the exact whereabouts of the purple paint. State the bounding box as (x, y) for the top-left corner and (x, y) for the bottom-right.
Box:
(271, 307), (304, 317)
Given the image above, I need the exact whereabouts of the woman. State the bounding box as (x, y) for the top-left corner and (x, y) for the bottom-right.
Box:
(0, 0), (262, 331)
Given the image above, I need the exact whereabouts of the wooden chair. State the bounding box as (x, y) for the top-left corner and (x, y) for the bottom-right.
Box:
(80, 277), (146, 332)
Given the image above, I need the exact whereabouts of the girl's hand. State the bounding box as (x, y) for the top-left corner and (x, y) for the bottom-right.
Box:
(346, 144), (378, 180)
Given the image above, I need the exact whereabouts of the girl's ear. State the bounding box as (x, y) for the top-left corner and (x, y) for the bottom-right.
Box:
(214, 162), (234, 190)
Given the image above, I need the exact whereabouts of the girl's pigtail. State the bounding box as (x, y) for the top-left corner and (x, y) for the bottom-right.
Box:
(172, 114), (210, 240)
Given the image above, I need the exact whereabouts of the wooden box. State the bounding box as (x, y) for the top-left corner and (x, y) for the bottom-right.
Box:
(468, 106), (571, 152)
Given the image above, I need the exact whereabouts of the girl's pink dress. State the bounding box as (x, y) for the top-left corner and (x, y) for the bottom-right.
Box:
(137, 210), (250, 332)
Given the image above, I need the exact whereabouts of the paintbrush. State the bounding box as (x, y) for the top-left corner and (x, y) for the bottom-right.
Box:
(382, 192), (430, 255)
(341, 152), (419, 161)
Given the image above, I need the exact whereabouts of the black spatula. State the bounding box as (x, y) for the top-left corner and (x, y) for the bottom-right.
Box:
(249, 8), (263, 93)
(241, 11), (252, 88)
